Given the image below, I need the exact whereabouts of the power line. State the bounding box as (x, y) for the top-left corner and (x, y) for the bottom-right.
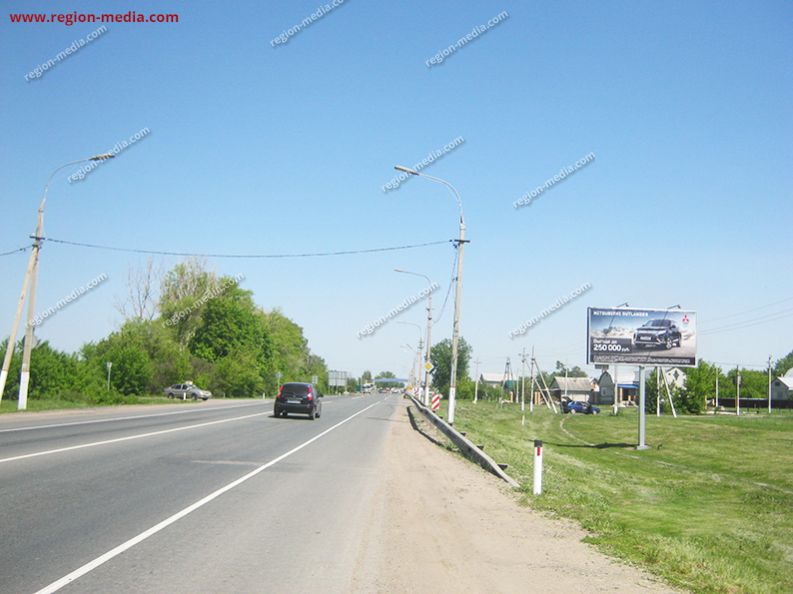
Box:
(702, 295), (793, 324)
(700, 307), (793, 336)
(0, 246), (29, 257)
(40, 236), (452, 259)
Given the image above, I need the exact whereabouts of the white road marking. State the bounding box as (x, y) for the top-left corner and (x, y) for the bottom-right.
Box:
(0, 401), (269, 434)
(0, 410), (272, 465)
(33, 399), (384, 594)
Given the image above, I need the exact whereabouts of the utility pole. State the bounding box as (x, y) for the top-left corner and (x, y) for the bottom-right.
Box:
(393, 166), (465, 425)
(520, 348), (527, 412)
(473, 357), (481, 403)
(2, 154), (113, 410)
(736, 366), (741, 416)
(715, 371), (719, 413)
(529, 346), (535, 413)
(768, 355), (772, 415)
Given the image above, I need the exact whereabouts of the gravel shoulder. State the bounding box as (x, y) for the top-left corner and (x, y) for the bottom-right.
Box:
(351, 398), (679, 594)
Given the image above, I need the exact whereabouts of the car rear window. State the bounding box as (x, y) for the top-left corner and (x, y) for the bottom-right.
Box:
(281, 383), (309, 396)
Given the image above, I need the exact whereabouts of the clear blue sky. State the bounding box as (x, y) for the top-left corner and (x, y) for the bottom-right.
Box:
(2, 1), (791, 380)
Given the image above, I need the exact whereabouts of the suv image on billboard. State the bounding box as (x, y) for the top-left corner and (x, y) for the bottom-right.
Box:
(632, 319), (682, 350)
(274, 382), (323, 420)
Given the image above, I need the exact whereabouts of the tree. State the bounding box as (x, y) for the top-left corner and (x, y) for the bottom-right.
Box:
(361, 370), (373, 383)
(774, 349), (793, 376)
(429, 337), (472, 394)
(114, 258), (161, 321)
(159, 258), (219, 346)
(188, 285), (273, 397)
(554, 361), (588, 377)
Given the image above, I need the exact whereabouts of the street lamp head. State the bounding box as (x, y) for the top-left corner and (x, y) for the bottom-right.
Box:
(394, 268), (406, 273)
(90, 153), (115, 161)
(394, 165), (419, 176)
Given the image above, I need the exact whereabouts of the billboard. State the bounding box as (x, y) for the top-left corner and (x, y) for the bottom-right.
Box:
(587, 307), (697, 367)
(328, 370), (349, 388)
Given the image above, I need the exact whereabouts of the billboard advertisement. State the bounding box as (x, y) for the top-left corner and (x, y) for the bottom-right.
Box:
(587, 307), (697, 367)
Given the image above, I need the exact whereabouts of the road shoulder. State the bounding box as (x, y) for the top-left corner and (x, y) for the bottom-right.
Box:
(352, 398), (679, 594)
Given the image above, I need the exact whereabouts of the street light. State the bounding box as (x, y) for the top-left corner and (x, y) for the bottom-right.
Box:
(0, 154), (114, 410)
(394, 165), (466, 424)
(397, 321), (423, 395)
(395, 268), (434, 406)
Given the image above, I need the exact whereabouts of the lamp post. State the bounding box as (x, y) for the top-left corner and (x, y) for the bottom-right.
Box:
(397, 321), (423, 396)
(395, 268), (434, 406)
(0, 154), (114, 410)
(394, 165), (466, 425)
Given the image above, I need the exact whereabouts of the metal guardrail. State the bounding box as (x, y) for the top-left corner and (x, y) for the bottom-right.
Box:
(408, 395), (519, 489)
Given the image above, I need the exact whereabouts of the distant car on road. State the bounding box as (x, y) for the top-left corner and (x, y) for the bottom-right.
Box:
(164, 382), (212, 401)
(633, 319), (682, 350)
(562, 400), (600, 415)
(274, 382), (323, 420)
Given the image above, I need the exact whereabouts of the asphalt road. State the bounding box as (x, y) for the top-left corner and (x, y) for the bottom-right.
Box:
(0, 394), (397, 593)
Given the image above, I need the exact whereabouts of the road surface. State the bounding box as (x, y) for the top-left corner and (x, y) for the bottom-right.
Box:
(0, 395), (676, 593)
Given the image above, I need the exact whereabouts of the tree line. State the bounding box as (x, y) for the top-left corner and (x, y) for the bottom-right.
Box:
(1, 259), (328, 404)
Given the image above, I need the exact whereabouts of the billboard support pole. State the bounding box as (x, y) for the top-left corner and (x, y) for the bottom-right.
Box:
(637, 366), (649, 450)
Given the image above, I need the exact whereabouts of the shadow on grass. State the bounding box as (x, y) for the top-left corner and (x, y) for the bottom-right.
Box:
(548, 441), (636, 449)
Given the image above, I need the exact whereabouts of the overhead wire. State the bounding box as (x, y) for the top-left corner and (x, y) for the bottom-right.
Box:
(40, 236), (452, 259)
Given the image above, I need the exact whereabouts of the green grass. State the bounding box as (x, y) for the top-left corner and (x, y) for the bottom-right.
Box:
(445, 401), (793, 594)
(0, 395), (206, 414)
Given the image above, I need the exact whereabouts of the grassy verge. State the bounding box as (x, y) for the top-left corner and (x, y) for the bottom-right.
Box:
(0, 395), (201, 414)
(445, 400), (793, 594)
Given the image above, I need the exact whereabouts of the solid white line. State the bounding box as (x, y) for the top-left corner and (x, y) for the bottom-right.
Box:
(34, 398), (384, 594)
(0, 410), (272, 465)
(0, 401), (269, 434)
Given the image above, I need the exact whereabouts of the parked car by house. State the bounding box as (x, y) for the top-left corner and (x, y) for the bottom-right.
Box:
(562, 400), (600, 415)
(164, 382), (212, 401)
(632, 319), (682, 350)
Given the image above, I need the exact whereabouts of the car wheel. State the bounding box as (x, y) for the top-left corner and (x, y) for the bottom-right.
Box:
(309, 408), (316, 420)
(569, 408), (576, 414)
(665, 337), (672, 349)
(592, 409), (600, 415)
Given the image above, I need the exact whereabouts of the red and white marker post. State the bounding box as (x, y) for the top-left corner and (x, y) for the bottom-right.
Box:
(431, 392), (441, 412)
(533, 439), (543, 495)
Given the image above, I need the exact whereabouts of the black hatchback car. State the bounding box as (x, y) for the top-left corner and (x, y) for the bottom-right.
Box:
(274, 382), (323, 419)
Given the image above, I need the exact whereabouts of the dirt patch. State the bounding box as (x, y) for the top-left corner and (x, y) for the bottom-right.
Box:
(351, 398), (679, 594)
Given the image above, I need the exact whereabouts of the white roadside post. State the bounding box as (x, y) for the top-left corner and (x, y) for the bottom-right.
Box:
(105, 361), (112, 391)
(533, 439), (543, 495)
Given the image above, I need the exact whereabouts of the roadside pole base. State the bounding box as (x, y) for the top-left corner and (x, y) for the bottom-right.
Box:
(636, 445), (651, 451)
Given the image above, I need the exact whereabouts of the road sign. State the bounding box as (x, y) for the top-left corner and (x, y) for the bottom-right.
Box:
(431, 392), (441, 412)
(311, 374), (318, 385)
(424, 362), (434, 373)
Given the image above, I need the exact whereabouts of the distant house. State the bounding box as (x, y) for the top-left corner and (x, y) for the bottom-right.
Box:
(596, 369), (639, 405)
(771, 368), (793, 400)
(551, 376), (595, 403)
(479, 372), (506, 387)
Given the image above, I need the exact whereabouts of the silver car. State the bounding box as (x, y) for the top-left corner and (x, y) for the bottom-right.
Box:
(164, 383), (212, 401)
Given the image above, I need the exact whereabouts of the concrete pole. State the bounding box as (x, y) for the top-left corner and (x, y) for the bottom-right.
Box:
(529, 346), (536, 413)
(18, 203), (45, 410)
(424, 290), (432, 407)
(448, 217), (465, 425)
(0, 247), (36, 403)
(520, 348), (526, 412)
(768, 355), (772, 415)
(637, 366), (649, 450)
(473, 358), (480, 403)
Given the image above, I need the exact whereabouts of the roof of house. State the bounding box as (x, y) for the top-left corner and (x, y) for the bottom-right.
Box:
(777, 377), (793, 389)
(480, 372), (505, 383)
(598, 369), (640, 386)
(551, 376), (594, 392)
